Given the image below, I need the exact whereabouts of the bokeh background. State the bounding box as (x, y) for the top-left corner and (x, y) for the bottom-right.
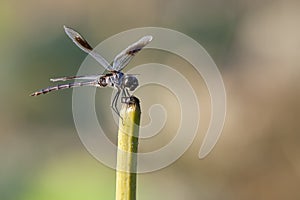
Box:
(1, 0), (300, 199)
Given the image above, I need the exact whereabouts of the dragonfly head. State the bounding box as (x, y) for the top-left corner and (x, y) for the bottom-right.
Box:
(123, 75), (139, 91)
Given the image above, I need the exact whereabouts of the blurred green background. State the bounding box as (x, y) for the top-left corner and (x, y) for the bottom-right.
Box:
(1, 0), (300, 199)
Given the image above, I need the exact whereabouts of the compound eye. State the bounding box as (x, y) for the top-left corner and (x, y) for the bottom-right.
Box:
(126, 77), (138, 91)
(130, 80), (138, 91)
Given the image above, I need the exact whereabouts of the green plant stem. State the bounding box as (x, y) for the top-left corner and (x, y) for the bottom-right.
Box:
(115, 96), (141, 200)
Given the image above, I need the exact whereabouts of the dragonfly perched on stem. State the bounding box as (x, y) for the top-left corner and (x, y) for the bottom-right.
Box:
(31, 26), (153, 117)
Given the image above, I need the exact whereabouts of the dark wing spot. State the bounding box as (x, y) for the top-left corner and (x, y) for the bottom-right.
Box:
(75, 36), (93, 50)
(127, 48), (141, 56)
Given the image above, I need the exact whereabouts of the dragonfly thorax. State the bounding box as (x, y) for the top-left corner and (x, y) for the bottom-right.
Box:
(99, 72), (138, 91)
(98, 72), (138, 92)
(98, 76), (108, 87)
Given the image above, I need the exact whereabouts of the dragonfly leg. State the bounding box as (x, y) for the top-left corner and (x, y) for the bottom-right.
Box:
(111, 89), (123, 121)
(125, 88), (130, 97)
(121, 88), (131, 103)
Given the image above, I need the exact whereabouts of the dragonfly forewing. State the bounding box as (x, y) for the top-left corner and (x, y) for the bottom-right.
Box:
(112, 35), (153, 71)
(64, 26), (113, 71)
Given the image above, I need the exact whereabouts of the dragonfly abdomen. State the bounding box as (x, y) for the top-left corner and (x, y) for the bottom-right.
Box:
(30, 81), (97, 96)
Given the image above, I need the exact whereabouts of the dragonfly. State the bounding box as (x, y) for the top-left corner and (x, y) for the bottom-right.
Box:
(31, 26), (153, 116)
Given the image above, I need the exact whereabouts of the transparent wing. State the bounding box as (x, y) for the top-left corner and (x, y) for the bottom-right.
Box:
(50, 74), (101, 82)
(112, 35), (153, 71)
(64, 26), (113, 71)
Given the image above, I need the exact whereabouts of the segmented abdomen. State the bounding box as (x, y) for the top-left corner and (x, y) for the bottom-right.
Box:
(30, 81), (97, 96)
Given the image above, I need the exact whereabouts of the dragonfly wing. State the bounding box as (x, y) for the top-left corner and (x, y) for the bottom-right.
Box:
(112, 35), (153, 71)
(50, 74), (101, 82)
(64, 26), (113, 71)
